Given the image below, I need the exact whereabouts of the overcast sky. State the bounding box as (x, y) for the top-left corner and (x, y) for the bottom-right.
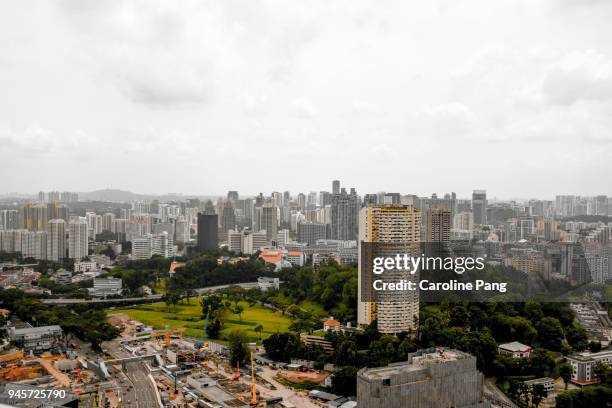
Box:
(1, 0), (611, 199)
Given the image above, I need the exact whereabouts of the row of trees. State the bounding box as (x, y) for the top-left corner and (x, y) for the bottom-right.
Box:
(169, 254), (273, 291)
(0, 288), (119, 349)
(247, 262), (358, 323)
(244, 300), (592, 398)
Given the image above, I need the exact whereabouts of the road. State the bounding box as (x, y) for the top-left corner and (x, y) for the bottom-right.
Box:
(195, 281), (260, 294)
(125, 362), (159, 408)
(42, 295), (163, 306)
(103, 340), (161, 408)
(484, 378), (519, 408)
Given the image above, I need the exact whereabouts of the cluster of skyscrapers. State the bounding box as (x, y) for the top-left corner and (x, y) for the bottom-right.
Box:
(1, 184), (611, 337)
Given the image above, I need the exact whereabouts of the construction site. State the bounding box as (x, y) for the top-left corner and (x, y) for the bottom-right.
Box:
(104, 313), (320, 408)
(0, 310), (331, 407)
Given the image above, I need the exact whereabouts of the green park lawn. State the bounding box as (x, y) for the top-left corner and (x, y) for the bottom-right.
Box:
(109, 298), (292, 344)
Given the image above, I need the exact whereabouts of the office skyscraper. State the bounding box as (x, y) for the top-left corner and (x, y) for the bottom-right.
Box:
(358, 204), (421, 334)
(260, 205), (279, 244)
(204, 200), (216, 215)
(297, 222), (327, 245)
(472, 190), (487, 225)
(220, 201), (236, 241)
(227, 191), (239, 205)
(68, 218), (88, 260)
(426, 205), (451, 243)
(297, 193), (306, 211)
(319, 191), (332, 207)
(197, 213), (218, 251)
(332, 180), (340, 195)
(331, 189), (360, 241)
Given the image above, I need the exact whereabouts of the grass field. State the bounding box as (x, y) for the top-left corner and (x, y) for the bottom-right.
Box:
(109, 298), (293, 344)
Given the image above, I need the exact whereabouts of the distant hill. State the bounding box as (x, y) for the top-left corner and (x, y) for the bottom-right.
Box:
(79, 189), (216, 202)
(79, 189), (148, 202)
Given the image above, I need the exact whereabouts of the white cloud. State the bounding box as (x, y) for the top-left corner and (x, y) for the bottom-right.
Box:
(0, 0), (611, 196)
(542, 50), (612, 105)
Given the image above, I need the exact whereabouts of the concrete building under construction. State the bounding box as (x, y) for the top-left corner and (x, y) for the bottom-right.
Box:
(357, 348), (490, 408)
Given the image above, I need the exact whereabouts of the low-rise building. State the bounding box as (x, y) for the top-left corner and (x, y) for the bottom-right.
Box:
(566, 349), (612, 384)
(258, 277), (279, 291)
(8, 325), (63, 352)
(498, 341), (532, 358)
(523, 377), (554, 395)
(168, 261), (186, 276)
(0, 267), (41, 289)
(300, 334), (334, 352)
(259, 249), (292, 271)
(52, 269), (72, 285)
(74, 261), (98, 273)
(89, 277), (123, 298)
(286, 251), (306, 267)
(324, 317), (341, 332)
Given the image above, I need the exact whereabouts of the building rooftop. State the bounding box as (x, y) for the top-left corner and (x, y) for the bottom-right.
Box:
(568, 349), (612, 362)
(498, 341), (531, 352)
(524, 377), (554, 386)
(360, 348), (469, 380)
(11, 325), (62, 336)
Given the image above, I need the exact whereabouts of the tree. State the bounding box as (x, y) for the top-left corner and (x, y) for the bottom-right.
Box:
(565, 322), (588, 351)
(537, 317), (564, 351)
(201, 295), (223, 314)
(508, 379), (519, 402)
(254, 324), (264, 341)
(593, 361), (612, 387)
(263, 333), (302, 363)
(165, 289), (181, 311)
(335, 340), (358, 367)
(331, 366), (358, 396)
(233, 304), (244, 321)
(589, 341), (602, 353)
(285, 304), (300, 317)
(101, 245), (117, 260)
(530, 383), (546, 408)
(559, 362), (572, 390)
(530, 348), (556, 378)
(228, 331), (249, 368)
(206, 317), (221, 339)
(517, 382), (529, 405)
(556, 386), (612, 408)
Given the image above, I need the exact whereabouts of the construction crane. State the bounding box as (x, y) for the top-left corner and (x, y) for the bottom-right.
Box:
(150, 328), (185, 348)
(195, 307), (211, 349)
(165, 328), (185, 348)
(250, 352), (257, 406)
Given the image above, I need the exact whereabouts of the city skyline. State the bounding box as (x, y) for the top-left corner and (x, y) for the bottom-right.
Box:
(1, 186), (611, 203)
(1, 1), (612, 196)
